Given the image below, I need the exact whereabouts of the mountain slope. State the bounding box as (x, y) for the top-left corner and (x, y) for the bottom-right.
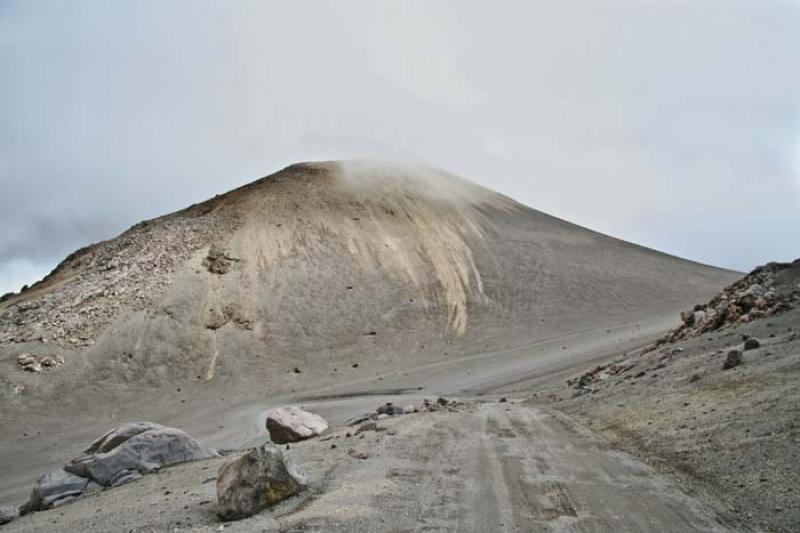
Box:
(0, 161), (737, 395)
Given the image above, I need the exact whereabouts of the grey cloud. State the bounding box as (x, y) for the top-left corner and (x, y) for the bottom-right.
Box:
(0, 0), (799, 295)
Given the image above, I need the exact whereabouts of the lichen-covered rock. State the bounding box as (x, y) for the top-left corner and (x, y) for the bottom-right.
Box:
(265, 407), (328, 444)
(216, 444), (307, 520)
(67, 422), (215, 486)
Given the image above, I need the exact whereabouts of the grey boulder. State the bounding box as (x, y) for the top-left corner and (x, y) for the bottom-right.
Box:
(67, 422), (215, 486)
(83, 421), (165, 455)
(216, 444), (307, 520)
(23, 469), (89, 513)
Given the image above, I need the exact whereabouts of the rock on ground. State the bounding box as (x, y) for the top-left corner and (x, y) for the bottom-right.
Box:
(0, 505), (19, 525)
(723, 350), (743, 370)
(265, 407), (328, 444)
(82, 421), (166, 455)
(22, 469), (88, 513)
(216, 444), (307, 521)
(68, 424), (215, 486)
(743, 337), (760, 350)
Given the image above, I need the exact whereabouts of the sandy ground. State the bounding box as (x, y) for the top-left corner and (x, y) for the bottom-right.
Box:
(4, 401), (739, 533)
(0, 314), (675, 508)
(1, 312), (749, 532)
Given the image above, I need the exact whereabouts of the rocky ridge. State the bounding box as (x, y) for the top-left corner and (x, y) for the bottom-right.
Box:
(0, 206), (240, 351)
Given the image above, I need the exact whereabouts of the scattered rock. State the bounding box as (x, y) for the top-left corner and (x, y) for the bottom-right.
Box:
(499, 397), (508, 403)
(689, 374), (701, 383)
(569, 361), (636, 389)
(744, 338), (760, 351)
(403, 404), (416, 414)
(16, 353), (65, 373)
(723, 350), (743, 370)
(355, 421), (379, 434)
(376, 402), (403, 416)
(376, 414), (390, 421)
(348, 449), (369, 460)
(17, 354), (41, 373)
(216, 444), (307, 521)
(265, 406), (328, 444)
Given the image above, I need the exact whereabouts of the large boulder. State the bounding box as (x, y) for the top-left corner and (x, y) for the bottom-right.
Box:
(22, 469), (89, 513)
(265, 407), (328, 444)
(216, 444), (307, 520)
(66, 422), (215, 486)
(82, 421), (165, 455)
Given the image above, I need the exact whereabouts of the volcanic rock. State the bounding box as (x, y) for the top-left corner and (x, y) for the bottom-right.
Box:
(216, 444), (307, 521)
(744, 338), (760, 351)
(723, 350), (743, 370)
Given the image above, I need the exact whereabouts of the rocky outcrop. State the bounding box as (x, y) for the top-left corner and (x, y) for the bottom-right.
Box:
(0, 204), (241, 349)
(67, 422), (215, 486)
(265, 407), (328, 444)
(653, 260), (800, 350)
(216, 444), (307, 520)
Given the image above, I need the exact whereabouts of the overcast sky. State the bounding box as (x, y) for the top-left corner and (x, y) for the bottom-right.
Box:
(1, 1), (799, 295)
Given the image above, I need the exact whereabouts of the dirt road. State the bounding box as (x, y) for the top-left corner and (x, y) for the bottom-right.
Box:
(4, 402), (736, 532)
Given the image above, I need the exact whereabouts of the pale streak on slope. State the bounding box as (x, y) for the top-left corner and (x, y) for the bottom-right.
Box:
(233, 162), (519, 334)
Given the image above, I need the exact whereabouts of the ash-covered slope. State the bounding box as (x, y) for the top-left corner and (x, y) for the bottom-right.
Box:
(0, 161), (737, 395)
